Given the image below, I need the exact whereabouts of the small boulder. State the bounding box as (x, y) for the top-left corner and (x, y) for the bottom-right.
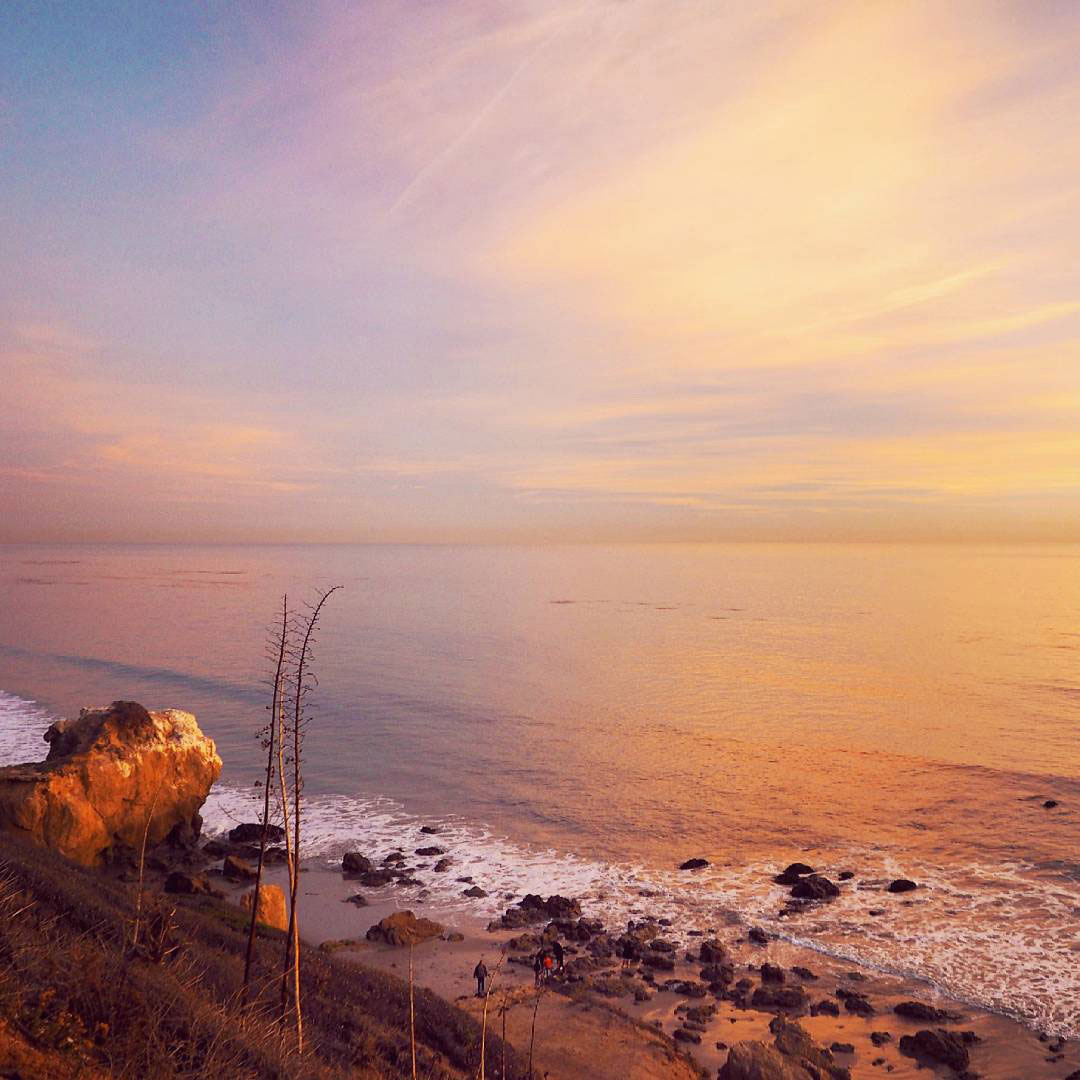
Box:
(432, 857), (452, 872)
(790, 875), (840, 901)
(223, 854), (257, 881)
(228, 822), (285, 844)
(342, 851), (374, 875)
(894, 1001), (958, 1022)
(679, 858), (709, 870)
(887, 878), (918, 894)
(415, 845), (446, 856)
(239, 883), (287, 930)
(748, 927), (769, 945)
(366, 910), (444, 946)
(699, 939), (730, 964)
(165, 870), (212, 895)
(462, 885), (487, 898)
(760, 963), (785, 983)
(898, 1028), (970, 1071)
(751, 985), (807, 1010)
(344, 893), (369, 906)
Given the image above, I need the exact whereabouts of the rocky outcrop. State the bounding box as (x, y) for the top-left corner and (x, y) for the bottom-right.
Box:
(0, 701), (221, 867)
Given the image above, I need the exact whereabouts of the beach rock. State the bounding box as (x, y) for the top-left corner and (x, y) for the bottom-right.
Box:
(679, 858), (709, 870)
(791, 967), (817, 980)
(432, 857), (452, 872)
(1043, 799), (1058, 808)
(239, 883), (287, 930)
(760, 964), (785, 983)
(357, 869), (395, 888)
(365, 910), (444, 946)
(673, 1028), (701, 1044)
(748, 927), (769, 945)
(699, 939), (730, 964)
(720, 1018), (850, 1080)
(790, 875), (840, 901)
(462, 885), (487, 898)
(836, 988), (874, 1016)
(228, 822), (285, 844)
(489, 893), (582, 929)
(898, 1028), (970, 1071)
(837, 871), (854, 880)
(642, 953), (676, 971)
(223, 855), (257, 881)
(443, 931), (464, 942)
(342, 851), (374, 875)
(415, 845), (445, 856)
(649, 938), (675, 953)
(0, 701), (221, 867)
(887, 878), (918, 894)
(811, 1000), (840, 1017)
(870, 1031), (892, 1045)
(700, 962), (735, 986)
(164, 870), (213, 895)
(894, 1001), (960, 1022)
(751, 985), (807, 1010)
(344, 893), (369, 906)
(420, 825), (440, 834)
(830, 1042), (854, 1054)
(773, 862), (815, 885)
(382, 851), (405, 865)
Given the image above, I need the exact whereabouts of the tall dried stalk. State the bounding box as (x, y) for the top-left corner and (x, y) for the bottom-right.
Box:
(527, 985), (543, 1080)
(279, 585), (341, 1050)
(131, 779), (164, 950)
(477, 953), (505, 1080)
(242, 593), (289, 1006)
(409, 939), (417, 1080)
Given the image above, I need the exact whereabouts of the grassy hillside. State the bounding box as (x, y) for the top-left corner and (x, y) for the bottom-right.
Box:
(0, 832), (527, 1079)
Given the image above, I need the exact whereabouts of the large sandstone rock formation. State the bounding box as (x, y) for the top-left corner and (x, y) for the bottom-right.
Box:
(240, 883), (287, 931)
(0, 701), (221, 866)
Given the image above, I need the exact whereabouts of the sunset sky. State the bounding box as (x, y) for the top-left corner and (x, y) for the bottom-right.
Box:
(2, 1), (1079, 542)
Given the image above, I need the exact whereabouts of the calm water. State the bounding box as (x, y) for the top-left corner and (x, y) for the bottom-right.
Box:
(1, 543), (1078, 1035)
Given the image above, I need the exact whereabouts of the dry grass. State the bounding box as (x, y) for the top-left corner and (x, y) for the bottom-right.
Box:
(0, 832), (529, 1079)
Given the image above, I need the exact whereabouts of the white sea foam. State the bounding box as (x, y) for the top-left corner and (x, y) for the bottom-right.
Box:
(1, 689), (1076, 1039)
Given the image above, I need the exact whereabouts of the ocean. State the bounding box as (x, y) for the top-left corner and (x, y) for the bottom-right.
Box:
(0, 542), (1077, 1037)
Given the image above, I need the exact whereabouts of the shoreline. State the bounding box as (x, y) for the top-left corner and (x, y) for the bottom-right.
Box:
(243, 861), (1076, 1078)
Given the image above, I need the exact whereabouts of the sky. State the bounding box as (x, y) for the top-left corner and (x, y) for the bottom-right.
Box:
(2, 0), (1079, 543)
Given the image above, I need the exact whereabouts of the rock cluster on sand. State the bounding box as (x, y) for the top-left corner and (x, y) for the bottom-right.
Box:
(719, 1016), (850, 1079)
(0, 701), (220, 866)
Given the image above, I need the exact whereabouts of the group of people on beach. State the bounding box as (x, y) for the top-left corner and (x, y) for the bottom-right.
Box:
(472, 938), (565, 997)
(532, 939), (563, 987)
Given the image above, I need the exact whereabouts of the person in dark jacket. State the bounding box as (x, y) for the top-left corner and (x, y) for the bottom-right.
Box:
(473, 958), (488, 997)
(552, 939), (564, 971)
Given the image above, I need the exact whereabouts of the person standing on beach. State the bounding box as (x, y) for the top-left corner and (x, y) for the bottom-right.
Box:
(552, 939), (564, 972)
(533, 950), (543, 987)
(473, 958), (488, 997)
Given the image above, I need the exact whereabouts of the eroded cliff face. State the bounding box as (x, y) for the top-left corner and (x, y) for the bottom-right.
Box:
(0, 701), (221, 866)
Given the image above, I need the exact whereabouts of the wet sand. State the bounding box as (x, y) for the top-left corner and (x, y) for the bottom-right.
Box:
(249, 865), (1078, 1079)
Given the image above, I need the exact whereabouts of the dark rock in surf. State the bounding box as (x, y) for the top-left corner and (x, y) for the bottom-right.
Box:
(791, 966), (817, 980)
(342, 851), (374, 875)
(887, 878), (918, 893)
(679, 858), (709, 870)
(357, 869), (395, 888)
(760, 963), (785, 983)
(774, 861), (816, 885)
(432, 857), (452, 872)
(837, 871), (854, 880)
(415, 845), (445, 856)
(420, 825), (440, 834)
(344, 892), (369, 906)
(790, 874), (840, 901)
(228, 822), (285, 844)
(462, 885), (487, 898)
(748, 927), (769, 945)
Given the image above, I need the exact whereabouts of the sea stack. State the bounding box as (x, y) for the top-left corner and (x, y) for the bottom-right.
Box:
(0, 700), (221, 866)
